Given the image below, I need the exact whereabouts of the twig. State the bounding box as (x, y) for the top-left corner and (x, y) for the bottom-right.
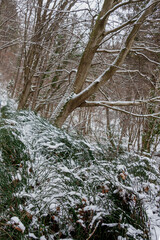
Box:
(86, 221), (101, 240)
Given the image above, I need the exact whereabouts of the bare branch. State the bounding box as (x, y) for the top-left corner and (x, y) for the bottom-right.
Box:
(80, 101), (160, 119)
(71, 0), (159, 108)
(133, 51), (160, 65)
(80, 98), (160, 107)
(100, 0), (145, 21)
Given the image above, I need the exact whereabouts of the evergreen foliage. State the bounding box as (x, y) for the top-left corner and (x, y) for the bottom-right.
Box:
(0, 103), (159, 239)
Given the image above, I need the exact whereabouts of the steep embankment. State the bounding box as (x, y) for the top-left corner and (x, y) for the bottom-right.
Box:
(0, 101), (160, 240)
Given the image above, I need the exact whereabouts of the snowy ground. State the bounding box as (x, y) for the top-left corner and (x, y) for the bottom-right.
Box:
(0, 83), (160, 239)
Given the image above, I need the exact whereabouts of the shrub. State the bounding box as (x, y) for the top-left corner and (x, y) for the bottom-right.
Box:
(0, 105), (159, 239)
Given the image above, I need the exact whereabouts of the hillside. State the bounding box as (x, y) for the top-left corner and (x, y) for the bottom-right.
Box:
(0, 100), (160, 240)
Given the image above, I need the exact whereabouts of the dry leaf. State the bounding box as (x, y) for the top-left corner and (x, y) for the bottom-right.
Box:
(56, 206), (60, 212)
(25, 211), (33, 220)
(119, 171), (127, 180)
(143, 186), (149, 192)
(13, 225), (23, 232)
(102, 185), (109, 193)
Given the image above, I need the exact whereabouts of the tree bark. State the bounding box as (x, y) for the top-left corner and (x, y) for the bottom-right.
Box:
(53, 0), (159, 127)
(73, 0), (114, 94)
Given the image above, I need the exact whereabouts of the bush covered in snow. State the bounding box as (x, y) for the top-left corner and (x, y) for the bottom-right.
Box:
(0, 103), (160, 240)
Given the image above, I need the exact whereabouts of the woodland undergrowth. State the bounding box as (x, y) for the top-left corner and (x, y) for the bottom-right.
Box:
(0, 101), (159, 240)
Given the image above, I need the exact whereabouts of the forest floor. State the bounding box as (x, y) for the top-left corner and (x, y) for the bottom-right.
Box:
(0, 82), (160, 240)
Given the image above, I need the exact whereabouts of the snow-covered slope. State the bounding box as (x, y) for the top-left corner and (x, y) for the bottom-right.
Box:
(0, 102), (160, 240)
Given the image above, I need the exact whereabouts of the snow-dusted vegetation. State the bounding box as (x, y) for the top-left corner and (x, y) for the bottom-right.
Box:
(0, 0), (160, 239)
(0, 102), (160, 240)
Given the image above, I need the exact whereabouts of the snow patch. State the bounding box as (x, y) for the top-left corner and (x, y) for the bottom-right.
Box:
(7, 216), (25, 233)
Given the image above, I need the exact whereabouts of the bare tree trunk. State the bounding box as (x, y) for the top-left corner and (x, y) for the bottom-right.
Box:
(17, 0), (78, 110)
(53, 0), (158, 127)
(73, 0), (114, 94)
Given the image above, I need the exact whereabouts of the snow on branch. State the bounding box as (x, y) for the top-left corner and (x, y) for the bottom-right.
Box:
(96, 49), (120, 54)
(97, 47), (160, 55)
(133, 51), (160, 65)
(104, 0), (160, 37)
(80, 100), (160, 119)
(100, 0), (144, 21)
(80, 97), (160, 107)
(104, 18), (135, 36)
(0, 38), (20, 50)
(72, 0), (160, 107)
(132, 47), (160, 54)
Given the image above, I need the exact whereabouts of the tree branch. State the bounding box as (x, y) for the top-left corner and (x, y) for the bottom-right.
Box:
(80, 100), (160, 119)
(72, 0), (114, 94)
(71, 0), (159, 108)
(100, 0), (145, 21)
(80, 98), (160, 107)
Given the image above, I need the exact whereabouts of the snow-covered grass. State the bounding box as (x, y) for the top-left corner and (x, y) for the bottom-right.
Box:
(0, 102), (160, 240)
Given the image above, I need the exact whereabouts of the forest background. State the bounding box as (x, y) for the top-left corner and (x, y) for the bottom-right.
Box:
(0, 1), (160, 239)
(0, 0), (160, 153)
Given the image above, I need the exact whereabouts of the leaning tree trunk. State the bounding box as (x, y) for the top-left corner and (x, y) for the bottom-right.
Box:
(52, 0), (158, 127)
